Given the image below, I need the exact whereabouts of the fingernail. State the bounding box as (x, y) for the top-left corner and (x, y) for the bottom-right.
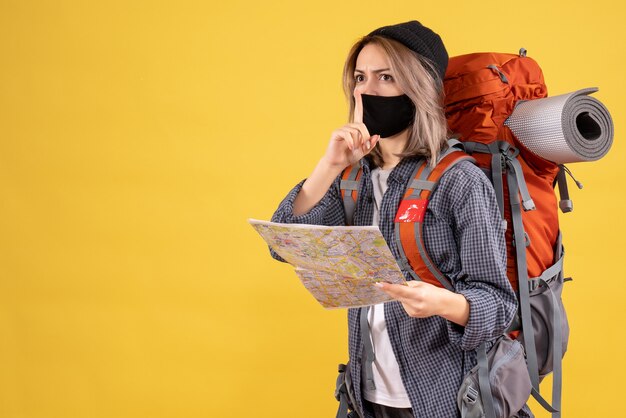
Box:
(373, 282), (383, 288)
(366, 141), (371, 150)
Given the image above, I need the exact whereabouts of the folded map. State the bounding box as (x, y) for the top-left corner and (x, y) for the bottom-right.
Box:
(249, 219), (407, 309)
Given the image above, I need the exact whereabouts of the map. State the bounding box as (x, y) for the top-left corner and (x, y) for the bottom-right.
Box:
(249, 219), (407, 309)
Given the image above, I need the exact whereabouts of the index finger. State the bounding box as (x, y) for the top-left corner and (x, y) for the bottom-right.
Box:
(353, 91), (363, 124)
(374, 282), (413, 301)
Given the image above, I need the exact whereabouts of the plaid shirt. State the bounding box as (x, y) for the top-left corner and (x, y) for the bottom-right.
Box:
(270, 156), (518, 418)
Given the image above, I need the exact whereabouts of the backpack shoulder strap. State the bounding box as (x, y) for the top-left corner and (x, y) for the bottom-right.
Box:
(394, 150), (476, 290)
(340, 164), (362, 226)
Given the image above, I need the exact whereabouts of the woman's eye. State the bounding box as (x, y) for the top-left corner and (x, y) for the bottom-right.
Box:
(355, 74), (364, 83)
(380, 74), (393, 81)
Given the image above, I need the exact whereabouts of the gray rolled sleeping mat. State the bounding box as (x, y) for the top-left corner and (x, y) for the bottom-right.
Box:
(504, 88), (613, 164)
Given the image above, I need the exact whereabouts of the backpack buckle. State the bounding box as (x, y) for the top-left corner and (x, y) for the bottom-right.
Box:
(528, 278), (541, 292)
(501, 143), (520, 161)
(463, 386), (479, 404)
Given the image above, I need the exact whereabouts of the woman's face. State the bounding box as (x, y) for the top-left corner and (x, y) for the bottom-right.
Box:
(354, 43), (404, 97)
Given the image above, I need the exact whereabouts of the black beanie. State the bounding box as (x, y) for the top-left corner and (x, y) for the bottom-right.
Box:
(368, 20), (448, 82)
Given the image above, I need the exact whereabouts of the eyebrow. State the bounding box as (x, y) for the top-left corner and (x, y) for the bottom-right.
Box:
(354, 68), (391, 74)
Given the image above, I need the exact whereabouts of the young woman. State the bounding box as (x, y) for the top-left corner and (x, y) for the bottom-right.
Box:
(270, 21), (519, 418)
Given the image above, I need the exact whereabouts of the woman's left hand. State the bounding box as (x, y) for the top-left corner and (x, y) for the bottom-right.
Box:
(375, 281), (444, 318)
(375, 280), (470, 326)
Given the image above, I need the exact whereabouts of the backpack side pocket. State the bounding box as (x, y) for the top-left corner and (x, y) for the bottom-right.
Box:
(457, 336), (532, 418)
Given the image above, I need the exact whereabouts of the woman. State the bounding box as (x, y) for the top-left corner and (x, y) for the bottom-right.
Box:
(270, 21), (518, 418)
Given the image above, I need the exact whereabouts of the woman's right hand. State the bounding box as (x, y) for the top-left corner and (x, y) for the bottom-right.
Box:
(323, 92), (380, 170)
(292, 93), (379, 216)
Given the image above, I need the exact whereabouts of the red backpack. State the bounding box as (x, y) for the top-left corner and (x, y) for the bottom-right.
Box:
(444, 49), (569, 418)
(338, 49), (571, 418)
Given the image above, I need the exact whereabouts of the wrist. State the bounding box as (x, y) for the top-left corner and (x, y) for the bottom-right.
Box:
(318, 156), (348, 177)
(438, 288), (470, 327)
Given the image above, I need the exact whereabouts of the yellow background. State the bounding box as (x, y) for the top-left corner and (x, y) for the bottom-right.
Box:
(0, 1), (623, 417)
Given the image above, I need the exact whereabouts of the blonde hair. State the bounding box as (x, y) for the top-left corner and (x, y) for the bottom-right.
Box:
(342, 36), (449, 167)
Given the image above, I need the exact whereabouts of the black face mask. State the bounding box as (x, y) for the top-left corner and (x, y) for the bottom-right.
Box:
(361, 94), (415, 138)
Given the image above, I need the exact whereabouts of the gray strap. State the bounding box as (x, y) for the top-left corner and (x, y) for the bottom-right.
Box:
(488, 142), (506, 218)
(394, 225), (421, 282)
(395, 154), (469, 291)
(394, 160), (426, 282)
(343, 199), (356, 226)
(507, 157), (536, 211)
(419, 143), (463, 181)
(464, 141), (492, 154)
(408, 179), (435, 192)
(418, 161), (434, 180)
(464, 141), (506, 217)
(335, 366), (350, 418)
(530, 388), (561, 418)
(439, 143), (463, 161)
(340, 180), (359, 191)
(446, 137), (464, 150)
(406, 160), (429, 199)
(360, 307), (376, 391)
(531, 387), (559, 414)
(506, 168), (540, 390)
(490, 141), (534, 211)
(528, 256), (564, 292)
(414, 222), (454, 291)
(529, 232), (564, 416)
(528, 278), (563, 415)
(341, 165), (361, 225)
(551, 232), (565, 417)
(463, 141), (477, 155)
(487, 141), (504, 155)
(411, 154), (471, 291)
(477, 342), (496, 418)
(464, 140), (533, 215)
(542, 276), (563, 417)
(399, 155), (459, 291)
(555, 231), (564, 279)
(491, 150), (505, 218)
(336, 396), (348, 418)
(507, 170), (561, 416)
